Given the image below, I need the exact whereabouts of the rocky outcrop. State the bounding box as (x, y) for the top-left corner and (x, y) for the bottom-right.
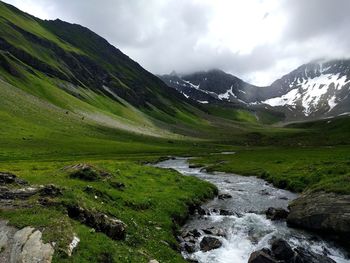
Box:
(0, 184), (62, 201)
(266, 207), (289, 221)
(248, 239), (336, 263)
(0, 172), (27, 185)
(199, 236), (222, 252)
(287, 191), (350, 246)
(65, 164), (111, 181)
(67, 205), (126, 240)
(0, 220), (54, 263)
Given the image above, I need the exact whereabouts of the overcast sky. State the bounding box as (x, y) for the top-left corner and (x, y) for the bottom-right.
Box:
(3, 0), (350, 85)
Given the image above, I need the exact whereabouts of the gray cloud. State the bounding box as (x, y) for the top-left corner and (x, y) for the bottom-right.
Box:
(3, 0), (350, 85)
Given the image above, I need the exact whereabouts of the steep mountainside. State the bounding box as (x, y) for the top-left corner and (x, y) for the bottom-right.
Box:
(161, 60), (350, 121)
(0, 0), (284, 147)
(0, 1), (231, 141)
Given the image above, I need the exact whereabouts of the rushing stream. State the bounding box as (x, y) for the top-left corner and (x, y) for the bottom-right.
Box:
(155, 157), (349, 263)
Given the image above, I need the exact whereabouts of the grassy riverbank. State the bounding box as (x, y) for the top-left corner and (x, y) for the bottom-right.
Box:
(190, 146), (350, 194)
(0, 158), (217, 263)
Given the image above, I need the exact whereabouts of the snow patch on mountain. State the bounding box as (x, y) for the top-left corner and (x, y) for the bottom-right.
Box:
(218, 86), (235, 100)
(183, 80), (200, 89)
(263, 73), (350, 116)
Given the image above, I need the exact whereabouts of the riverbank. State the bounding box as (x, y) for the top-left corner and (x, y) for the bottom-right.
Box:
(0, 158), (217, 263)
(157, 158), (350, 263)
(190, 146), (350, 194)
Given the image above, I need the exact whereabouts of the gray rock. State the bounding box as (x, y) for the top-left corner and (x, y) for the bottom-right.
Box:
(202, 227), (226, 237)
(0, 187), (40, 200)
(67, 205), (126, 240)
(0, 220), (54, 263)
(0, 184), (61, 200)
(199, 236), (222, 252)
(0, 172), (27, 185)
(287, 191), (350, 246)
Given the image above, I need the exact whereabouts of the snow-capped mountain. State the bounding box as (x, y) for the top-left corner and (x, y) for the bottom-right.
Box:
(261, 60), (350, 120)
(159, 69), (261, 105)
(160, 59), (350, 121)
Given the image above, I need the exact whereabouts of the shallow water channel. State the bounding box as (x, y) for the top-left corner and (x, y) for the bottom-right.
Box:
(155, 157), (349, 263)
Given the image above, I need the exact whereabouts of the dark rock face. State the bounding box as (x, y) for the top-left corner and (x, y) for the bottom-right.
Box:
(293, 247), (336, 263)
(266, 207), (289, 221)
(184, 242), (196, 253)
(287, 191), (350, 246)
(271, 239), (294, 261)
(199, 236), (222, 252)
(160, 69), (261, 104)
(249, 239), (336, 263)
(248, 250), (278, 263)
(67, 205), (126, 240)
(219, 209), (235, 216)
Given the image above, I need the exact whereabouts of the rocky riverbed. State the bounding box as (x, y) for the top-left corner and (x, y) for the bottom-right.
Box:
(155, 158), (350, 263)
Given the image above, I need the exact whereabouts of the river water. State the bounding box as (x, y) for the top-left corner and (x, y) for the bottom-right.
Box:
(155, 157), (349, 263)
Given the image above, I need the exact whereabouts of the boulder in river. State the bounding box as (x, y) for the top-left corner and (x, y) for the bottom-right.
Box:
(270, 239), (295, 261)
(248, 250), (278, 263)
(218, 193), (232, 200)
(266, 207), (289, 221)
(199, 236), (222, 252)
(287, 191), (350, 247)
(294, 247), (336, 263)
(183, 242), (196, 253)
(202, 227), (226, 237)
(249, 239), (336, 263)
(219, 209), (235, 216)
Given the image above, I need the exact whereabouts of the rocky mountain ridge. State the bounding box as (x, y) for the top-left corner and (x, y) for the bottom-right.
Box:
(160, 60), (350, 121)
